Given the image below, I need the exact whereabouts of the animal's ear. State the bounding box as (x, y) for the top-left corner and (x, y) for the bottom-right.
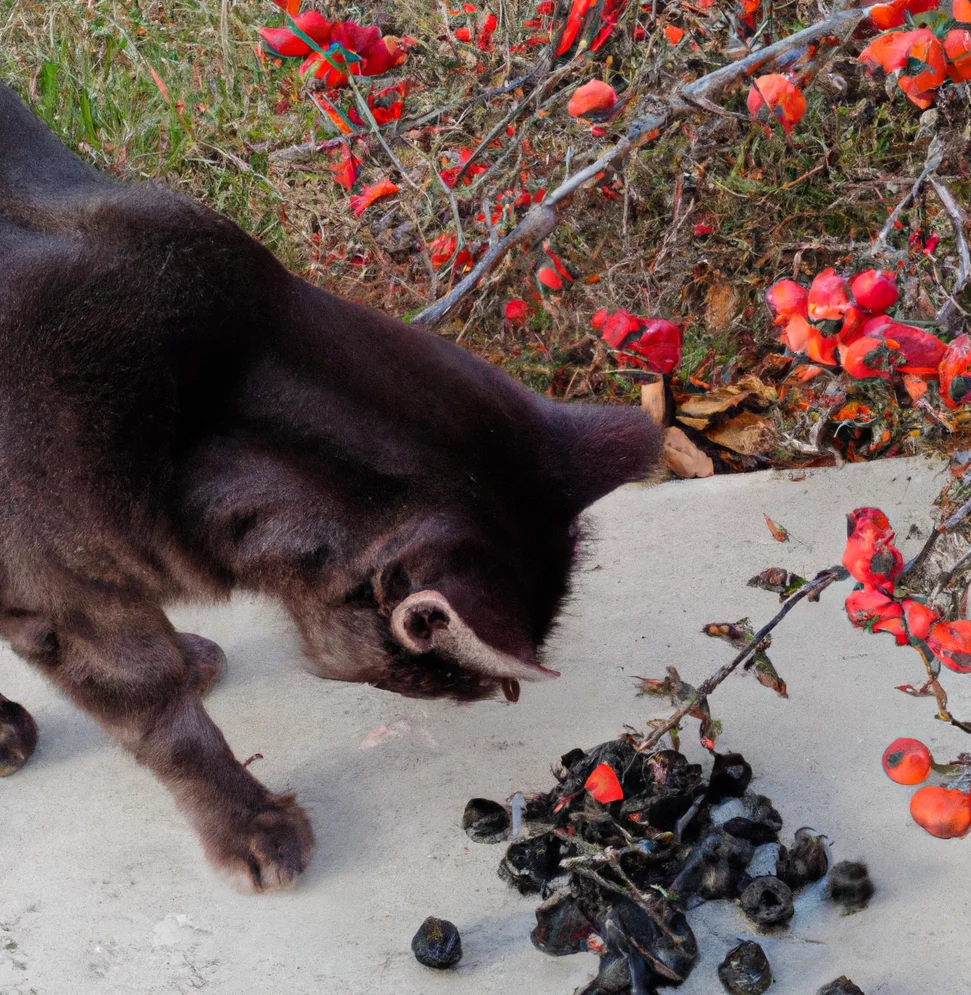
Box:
(547, 402), (663, 512)
(389, 589), (559, 699)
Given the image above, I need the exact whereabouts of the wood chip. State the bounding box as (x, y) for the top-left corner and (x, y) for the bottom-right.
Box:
(640, 381), (667, 424)
(664, 426), (714, 478)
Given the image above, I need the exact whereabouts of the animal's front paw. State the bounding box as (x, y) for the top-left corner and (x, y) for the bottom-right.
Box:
(0, 695), (38, 776)
(177, 633), (226, 695)
(204, 794), (315, 892)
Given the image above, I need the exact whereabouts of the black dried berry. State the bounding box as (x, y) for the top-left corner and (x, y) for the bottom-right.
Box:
(817, 977), (865, 995)
(708, 752), (753, 802)
(462, 798), (510, 844)
(827, 861), (874, 912)
(739, 875), (794, 928)
(411, 917), (462, 969)
(785, 827), (829, 888)
(498, 833), (574, 895)
(718, 940), (773, 994)
(530, 889), (594, 956)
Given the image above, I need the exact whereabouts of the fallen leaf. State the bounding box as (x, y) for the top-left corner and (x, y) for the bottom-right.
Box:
(676, 386), (757, 422)
(748, 567), (807, 598)
(705, 281), (738, 333)
(360, 719), (412, 748)
(663, 426), (714, 478)
(763, 514), (790, 542)
(705, 410), (773, 455)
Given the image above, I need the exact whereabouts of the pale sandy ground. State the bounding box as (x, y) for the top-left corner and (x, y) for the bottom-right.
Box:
(2, 456), (968, 995)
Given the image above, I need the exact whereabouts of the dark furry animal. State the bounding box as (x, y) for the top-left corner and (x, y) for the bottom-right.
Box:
(0, 81), (661, 890)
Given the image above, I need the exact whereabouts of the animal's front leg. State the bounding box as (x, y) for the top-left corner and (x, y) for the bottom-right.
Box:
(37, 599), (313, 891)
(0, 692), (38, 776)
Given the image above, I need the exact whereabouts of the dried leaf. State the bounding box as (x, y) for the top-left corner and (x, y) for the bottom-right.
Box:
(676, 386), (755, 422)
(763, 514), (790, 542)
(896, 683), (935, 697)
(735, 374), (779, 404)
(704, 281), (738, 333)
(704, 618), (778, 689)
(702, 620), (757, 646)
(705, 410), (773, 456)
(753, 655), (788, 697)
(663, 426), (714, 478)
(748, 567), (807, 599)
(636, 666), (717, 750)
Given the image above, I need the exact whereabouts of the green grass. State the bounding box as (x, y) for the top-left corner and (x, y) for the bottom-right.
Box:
(0, 1), (957, 401)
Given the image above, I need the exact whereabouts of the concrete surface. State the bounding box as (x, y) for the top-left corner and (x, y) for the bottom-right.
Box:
(2, 456), (968, 995)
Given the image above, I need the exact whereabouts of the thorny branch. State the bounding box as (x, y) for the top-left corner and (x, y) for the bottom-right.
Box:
(410, 5), (871, 327)
(635, 567), (845, 754)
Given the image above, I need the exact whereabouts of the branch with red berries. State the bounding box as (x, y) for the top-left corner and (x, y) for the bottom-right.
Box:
(634, 565), (846, 755)
(410, 5), (872, 327)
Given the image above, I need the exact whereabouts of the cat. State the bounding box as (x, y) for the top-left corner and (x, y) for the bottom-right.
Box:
(0, 81), (661, 890)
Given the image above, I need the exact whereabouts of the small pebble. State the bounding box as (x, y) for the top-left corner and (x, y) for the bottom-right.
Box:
(411, 917), (462, 969)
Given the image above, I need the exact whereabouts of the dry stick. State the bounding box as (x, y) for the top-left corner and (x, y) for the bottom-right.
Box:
(343, 72), (428, 200)
(929, 176), (971, 327)
(871, 136), (943, 253)
(635, 567), (844, 754)
(438, 0), (463, 62)
(912, 645), (971, 734)
(901, 470), (971, 583)
(397, 56), (550, 135)
(452, 59), (576, 187)
(411, 5), (870, 326)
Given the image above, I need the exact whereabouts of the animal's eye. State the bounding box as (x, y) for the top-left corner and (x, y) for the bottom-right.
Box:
(343, 580), (376, 606)
(379, 563), (412, 605)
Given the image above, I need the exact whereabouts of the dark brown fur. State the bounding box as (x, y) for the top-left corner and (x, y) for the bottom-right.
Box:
(0, 81), (661, 890)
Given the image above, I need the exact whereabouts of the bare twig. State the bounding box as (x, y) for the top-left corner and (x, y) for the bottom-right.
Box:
(871, 136), (943, 253)
(901, 471), (971, 583)
(438, 0), (462, 62)
(411, 5), (871, 326)
(912, 645), (971, 734)
(451, 59), (574, 187)
(928, 176), (971, 328)
(343, 72), (427, 200)
(395, 55), (551, 134)
(635, 567), (844, 753)
(266, 136), (352, 162)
